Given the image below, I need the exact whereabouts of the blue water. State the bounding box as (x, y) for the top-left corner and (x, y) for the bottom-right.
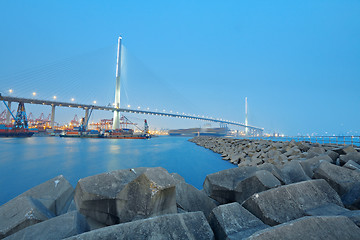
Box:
(0, 136), (234, 205)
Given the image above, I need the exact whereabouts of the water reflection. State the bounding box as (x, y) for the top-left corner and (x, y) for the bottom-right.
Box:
(0, 136), (235, 205)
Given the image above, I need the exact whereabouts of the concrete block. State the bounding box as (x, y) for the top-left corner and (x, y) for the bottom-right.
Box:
(116, 167), (177, 223)
(19, 175), (74, 216)
(242, 179), (343, 226)
(0, 197), (54, 238)
(341, 183), (360, 210)
(175, 181), (216, 218)
(203, 167), (257, 204)
(343, 160), (360, 171)
(313, 161), (360, 196)
(299, 155), (333, 178)
(246, 216), (360, 240)
(4, 211), (88, 240)
(332, 145), (357, 155)
(209, 203), (268, 240)
(64, 212), (214, 240)
(280, 161), (310, 184)
(340, 151), (360, 165)
(74, 167), (149, 225)
(234, 170), (281, 204)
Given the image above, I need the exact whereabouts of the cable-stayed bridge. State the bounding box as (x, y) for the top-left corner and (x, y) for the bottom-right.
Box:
(0, 37), (264, 135)
(0, 95), (264, 134)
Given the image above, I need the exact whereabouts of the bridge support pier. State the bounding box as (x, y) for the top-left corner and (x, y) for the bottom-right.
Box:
(50, 105), (55, 129)
(84, 108), (89, 126)
(6, 101), (12, 125)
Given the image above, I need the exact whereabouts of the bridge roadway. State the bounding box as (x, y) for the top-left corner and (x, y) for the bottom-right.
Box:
(0, 95), (263, 131)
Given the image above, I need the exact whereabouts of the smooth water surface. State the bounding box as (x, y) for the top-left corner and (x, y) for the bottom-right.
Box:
(0, 136), (234, 205)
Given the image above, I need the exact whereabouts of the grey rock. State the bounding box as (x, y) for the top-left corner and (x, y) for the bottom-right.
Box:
(203, 167), (257, 204)
(299, 155), (333, 178)
(340, 151), (360, 165)
(209, 203), (268, 240)
(242, 179), (343, 226)
(332, 145), (357, 155)
(19, 175), (74, 216)
(304, 203), (360, 228)
(313, 161), (360, 196)
(307, 147), (325, 157)
(341, 183), (360, 210)
(296, 142), (310, 152)
(74, 167), (149, 225)
(170, 173), (185, 183)
(175, 181), (216, 218)
(246, 216), (360, 240)
(343, 160), (360, 171)
(280, 161), (311, 184)
(234, 170), (281, 204)
(326, 150), (340, 162)
(4, 211), (88, 240)
(116, 168), (177, 223)
(256, 163), (286, 184)
(0, 197), (54, 238)
(305, 203), (350, 216)
(64, 212), (214, 240)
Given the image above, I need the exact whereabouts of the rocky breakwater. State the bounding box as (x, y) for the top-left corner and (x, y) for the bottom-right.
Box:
(1, 138), (360, 239)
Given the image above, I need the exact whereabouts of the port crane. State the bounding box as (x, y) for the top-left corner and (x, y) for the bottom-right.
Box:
(1, 96), (28, 129)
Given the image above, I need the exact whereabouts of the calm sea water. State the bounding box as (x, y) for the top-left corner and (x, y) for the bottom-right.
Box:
(0, 136), (234, 205)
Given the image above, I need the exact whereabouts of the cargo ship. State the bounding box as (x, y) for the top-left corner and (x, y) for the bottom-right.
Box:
(168, 127), (228, 137)
(0, 124), (34, 137)
(0, 94), (35, 138)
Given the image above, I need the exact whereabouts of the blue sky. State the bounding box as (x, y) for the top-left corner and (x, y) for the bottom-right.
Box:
(0, 0), (359, 135)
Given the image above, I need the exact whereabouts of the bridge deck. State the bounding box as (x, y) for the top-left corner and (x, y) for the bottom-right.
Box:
(0, 95), (263, 131)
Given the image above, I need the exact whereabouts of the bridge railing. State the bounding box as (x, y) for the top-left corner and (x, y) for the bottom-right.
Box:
(243, 136), (360, 147)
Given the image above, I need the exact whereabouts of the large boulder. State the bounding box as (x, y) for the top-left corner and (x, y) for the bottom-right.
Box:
(75, 168), (148, 225)
(246, 216), (360, 240)
(298, 155), (333, 178)
(203, 167), (257, 204)
(234, 170), (281, 204)
(4, 211), (88, 240)
(18, 175), (74, 216)
(326, 150), (340, 162)
(256, 163), (286, 184)
(340, 151), (360, 165)
(0, 197), (54, 238)
(313, 161), (360, 196)
(64, 212), (214, 240)
(343, 160), (360, 171)
(209, 203), (268, 240)
(332, 145), (357, 155)
(341, 183), (360, 210)
(174, 181), (216, 218)
(116, 168), (177, 223)
(242, 179), (343, 226)
(280, 161), (310, 184)
(75, 167), (177, 225)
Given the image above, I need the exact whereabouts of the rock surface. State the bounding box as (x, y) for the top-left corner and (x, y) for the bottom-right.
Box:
(18, 175), (74, 216)
(313, 161), (360, 196)
(64, 212), (214, 240)
(246, 216), (360, 240)
(4, 211), (88, 240)
(242, 179), (343, 226)
(0, 197), (54, 238)
(209, 202), (268, 240)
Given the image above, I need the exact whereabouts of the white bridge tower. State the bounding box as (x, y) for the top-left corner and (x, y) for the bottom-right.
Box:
(112, 36), (122, 130)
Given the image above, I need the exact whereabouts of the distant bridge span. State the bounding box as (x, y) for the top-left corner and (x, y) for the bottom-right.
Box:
(0, 95), (264, 132)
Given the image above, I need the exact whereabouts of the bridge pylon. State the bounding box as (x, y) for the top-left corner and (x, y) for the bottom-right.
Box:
(112, 36), (122, 130)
